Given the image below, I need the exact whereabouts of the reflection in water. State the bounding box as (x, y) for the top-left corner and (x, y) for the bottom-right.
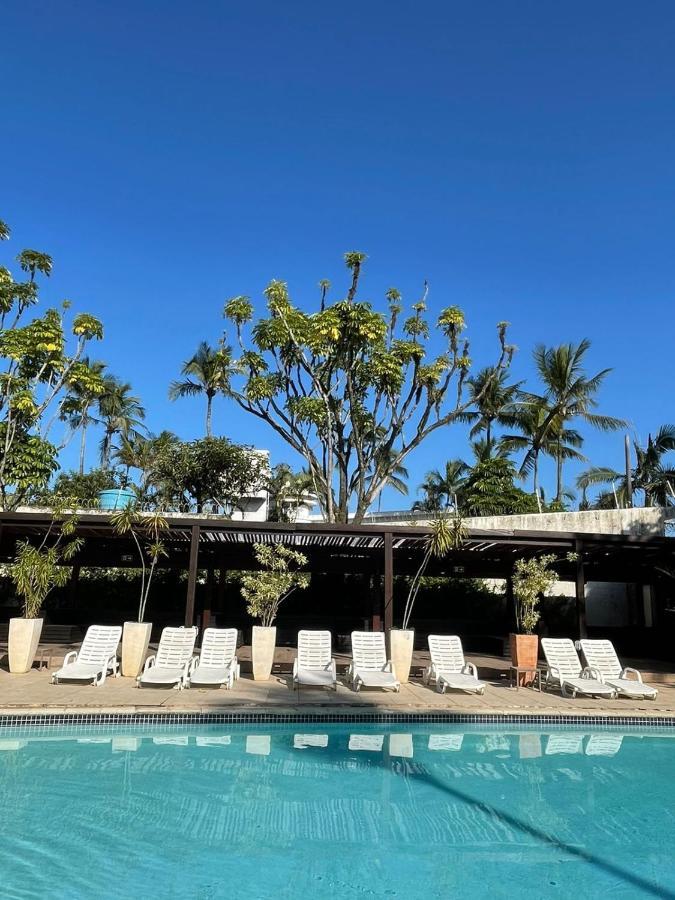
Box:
(0, 725), (673, 898)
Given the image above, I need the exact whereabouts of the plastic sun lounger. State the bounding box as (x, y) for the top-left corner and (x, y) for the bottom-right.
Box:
(541, 638), (618, 699)
(51, 625), (122, 686)
(186, 628), (240, 689)
(349, 632), (400, 692)
(424, 635), (486, 695)
(579, 639), (658, 701)
(293, 630), (337, 690)
(137, 626), (198, 689)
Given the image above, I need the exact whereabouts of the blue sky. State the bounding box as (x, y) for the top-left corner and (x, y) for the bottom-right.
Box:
(2, 1), (674, 509)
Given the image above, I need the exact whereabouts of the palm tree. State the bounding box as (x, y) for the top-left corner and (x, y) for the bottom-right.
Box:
(114, 430), (178, 501)
(98, 377), (146, 469)
(500, 401), (586, 511)
(413, 459), (469, 512)
(526, 340), (624, 501)
(60, 358), (107, 474)
(578, 426), (675, 508)
(467, 367), (521, 446)
(169, 341), (234, 437)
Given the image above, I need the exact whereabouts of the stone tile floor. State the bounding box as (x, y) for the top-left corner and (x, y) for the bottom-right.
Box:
(2, 656), (673, 718)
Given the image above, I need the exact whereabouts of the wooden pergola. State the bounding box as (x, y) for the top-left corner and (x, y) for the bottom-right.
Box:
(1, 510), (673, 639)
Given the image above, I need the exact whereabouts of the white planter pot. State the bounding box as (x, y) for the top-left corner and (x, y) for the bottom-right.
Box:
(389, 628), (414, 684)
(252, 625), (276, 681)
(121, 621), (152, 677)
(8, 617), (43, 674)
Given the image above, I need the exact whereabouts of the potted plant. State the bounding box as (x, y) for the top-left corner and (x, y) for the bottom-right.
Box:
(398, 511), (465, 683)
(111, 507), (169, 677)
(7, 506), (82, 674)
(239, 543), (309, 681)
(510, 553), (558, 685)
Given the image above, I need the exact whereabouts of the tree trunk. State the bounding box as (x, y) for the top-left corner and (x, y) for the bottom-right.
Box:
(555, 440), (563, 502)
(206, 394), (213, 438)
(79, 426), (87, 475)
(533, 452), (542, 512)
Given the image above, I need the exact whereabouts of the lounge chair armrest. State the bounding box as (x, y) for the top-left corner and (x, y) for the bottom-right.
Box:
(329, 658), (337, 679)
(547, 665), (561, 680)
(385, 660), (394, 674)
(462, 662), (478, 678)
(142, 654), (156, 673)
(621, 666), (642, 682)
(582, 666), (602, 680)
(188, 655), (200, 675)
(62, 650), (78, 667)
(292, 657), (299, 678)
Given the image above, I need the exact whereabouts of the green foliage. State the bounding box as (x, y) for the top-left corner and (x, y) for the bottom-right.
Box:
(111, 508), (169, 622)
(266, 463), (315, 522)
(218, 252), (512, 522)
(239, 543), (310, 627)
(513, 553), (558, 634)
(8, 505), (83, 618)
(148, 437), (266, 513)
(462, 457), (540, 516)
(0, 219), (104, 508)
(169, 341), (235, 437)
(31, 468), (118, 507)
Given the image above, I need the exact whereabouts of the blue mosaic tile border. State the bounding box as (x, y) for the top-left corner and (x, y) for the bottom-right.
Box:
(1, 711), (674, 730)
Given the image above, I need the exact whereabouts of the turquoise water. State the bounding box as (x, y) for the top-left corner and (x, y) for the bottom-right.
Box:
(1, 724), (674, 899)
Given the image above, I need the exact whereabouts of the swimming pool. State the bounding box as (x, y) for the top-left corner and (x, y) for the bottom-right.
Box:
(1, 722), (673, 899)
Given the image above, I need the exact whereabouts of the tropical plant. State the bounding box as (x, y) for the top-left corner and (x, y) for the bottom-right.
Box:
(462, 457), (540, 517)
(512, 553), (558, 634)
(266, 463), (316, 522)
(8, 504), (83, 618)
(169, 340), (234, 437)
(577, 425), (675, 508)
(221, 252), (513, 522)
(412, 459), (469, 512)
(98, 376), (145, 469)
(31, 468), (118, 507)
(366, 443), (409, 512)
(401, 511), (466, 630)
(148, 437), (267, 513)
(467, 366), (521, 445)
(59, 358), (107, 474)
(110, 508), (169, 622)
(521, 341), (624, 502)
(239, 543), (309, 628)
(0, 219), (104, 508)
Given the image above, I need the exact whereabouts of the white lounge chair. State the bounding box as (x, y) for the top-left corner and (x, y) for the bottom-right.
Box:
(541, 638), (617, 699)
(293, 630), (337, 690)
(579, 639), (658, 700)
(186, 628), (240, 689)
(137, 626), (197, 689)
(51, 625), (122, 686)
(350, 631), (400, 692)
(424, 635), (486, 695)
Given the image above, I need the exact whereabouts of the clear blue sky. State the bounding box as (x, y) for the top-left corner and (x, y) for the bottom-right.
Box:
(2, 1), (674, 508)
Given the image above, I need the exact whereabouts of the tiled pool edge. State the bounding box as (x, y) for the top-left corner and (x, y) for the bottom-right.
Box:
(2, 709), (675, 729)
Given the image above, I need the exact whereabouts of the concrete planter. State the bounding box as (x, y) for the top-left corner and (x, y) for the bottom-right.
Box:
(121, 621), (152, 677)
(8, 617), (43, 674)
(389, 628), (414, 684)
(509, 633), (539, 686)
(252, 625), (276, 681)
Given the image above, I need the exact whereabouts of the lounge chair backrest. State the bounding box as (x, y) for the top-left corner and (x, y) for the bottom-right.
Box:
(297, 630), (332, 668)
(579, 640), (622, 678)
(77, 625), (122, 665)
(351, 631), (387, 670)
(156, 627), (198, 668)
(541, 638), (582, 678)
(199, 628), (238, 668)
(428, 635), (465, 672)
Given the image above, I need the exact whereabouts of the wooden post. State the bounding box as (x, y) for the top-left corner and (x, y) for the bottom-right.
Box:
(202, 566), (214, 630)
(216, 565), (227, 617)
(184, 525), (200, 627)
(383, 531), (393, 634)
(575, 539), (587, 639)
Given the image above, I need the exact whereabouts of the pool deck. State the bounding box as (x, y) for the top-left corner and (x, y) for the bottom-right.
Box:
(2, 647), (674, 719)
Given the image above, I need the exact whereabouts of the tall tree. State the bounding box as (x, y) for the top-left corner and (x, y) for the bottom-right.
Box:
(413, 459), (469, 512)
(60, 357), (107, 474)
(467, 366), (521, 446)
(578, 425), (675, 508)
(97, 376), (145, 469)
(0, 219), (104, 508)
(525, 340), (624, 501)
(266, 463), (316, 522)
(367, 443), (409, 512)
(222, 252), (513, 522)
(169, 341), (234, 437)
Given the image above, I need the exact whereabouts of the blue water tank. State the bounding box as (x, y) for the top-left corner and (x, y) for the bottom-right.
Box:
(98, 488), (137, 510)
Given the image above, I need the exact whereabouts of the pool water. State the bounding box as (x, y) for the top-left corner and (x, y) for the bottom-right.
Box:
(1, 724), (674, 899)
